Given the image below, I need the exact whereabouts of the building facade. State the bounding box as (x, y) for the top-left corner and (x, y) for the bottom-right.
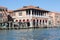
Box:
(8, 6), (60, 27)
(0, 6), (8, 23)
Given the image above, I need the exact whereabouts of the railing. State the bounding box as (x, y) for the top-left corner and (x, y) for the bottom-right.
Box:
(32, 15), (49, 18)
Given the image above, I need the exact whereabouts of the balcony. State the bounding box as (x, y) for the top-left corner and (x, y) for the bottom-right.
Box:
(32, 15), (49, 18)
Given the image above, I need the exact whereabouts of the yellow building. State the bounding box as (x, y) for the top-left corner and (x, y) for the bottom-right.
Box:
(8, 6), (60, 27)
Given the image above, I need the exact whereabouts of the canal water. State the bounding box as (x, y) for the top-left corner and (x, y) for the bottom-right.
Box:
(0, 28), (60, 40)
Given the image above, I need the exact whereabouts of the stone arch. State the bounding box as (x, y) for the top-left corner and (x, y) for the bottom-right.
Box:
(16, 20), (18, 22)
(23, 19), (25, 22)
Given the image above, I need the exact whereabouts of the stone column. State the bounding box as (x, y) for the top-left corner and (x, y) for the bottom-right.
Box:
(47, 19), (49, 27)
(30, 10), (33, 27)
(37, 11), (39, 17)
(44, 12), (46, 16)
(30, 20), (32, 27)
(38, 20), (40, 27)
(40, 12), (41, 16)
(46, 12), (47, 16)
(35, 19), (37, 27)
(41, 19), (43, 27)
(12, 22), (14, 28)
(8, 21), (11, 28)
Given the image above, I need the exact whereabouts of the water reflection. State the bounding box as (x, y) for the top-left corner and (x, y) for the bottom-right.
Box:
(0, 28), (60, 40)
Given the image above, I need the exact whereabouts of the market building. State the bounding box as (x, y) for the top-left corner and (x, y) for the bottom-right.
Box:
(8, 6), (60, 27)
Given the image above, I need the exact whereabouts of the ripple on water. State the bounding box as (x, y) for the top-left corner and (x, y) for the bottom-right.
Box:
(0, 28), (60, 40)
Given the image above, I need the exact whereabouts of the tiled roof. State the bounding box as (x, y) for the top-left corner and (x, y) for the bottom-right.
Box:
(0, 6), (7, 8)
(16, 5), (47, 11)
(8, 10), (13, 13)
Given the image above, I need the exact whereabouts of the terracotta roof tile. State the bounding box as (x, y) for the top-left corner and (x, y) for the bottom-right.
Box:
(0, 6), (7, 8)
(8, 10), (13, 13)
(17, 5), (47, 11)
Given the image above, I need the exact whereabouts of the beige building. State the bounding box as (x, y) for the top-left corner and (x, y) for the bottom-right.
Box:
(0, 6), (8, 23)
(8, 6), (60, 27)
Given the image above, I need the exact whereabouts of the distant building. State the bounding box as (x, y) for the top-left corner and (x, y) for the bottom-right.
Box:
(7, 6), (60, 27)
(0, 6), (8, 23)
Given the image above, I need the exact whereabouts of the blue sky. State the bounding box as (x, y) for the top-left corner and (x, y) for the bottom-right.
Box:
(0, 0), (60, 12)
